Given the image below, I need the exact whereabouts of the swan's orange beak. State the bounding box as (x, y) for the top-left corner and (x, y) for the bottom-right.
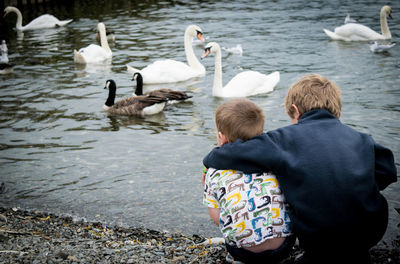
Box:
(3, 12), (7, 18)
(197, 32), (205, 43)
(388, 13), (392, 19)
(201, 48), (210, 59)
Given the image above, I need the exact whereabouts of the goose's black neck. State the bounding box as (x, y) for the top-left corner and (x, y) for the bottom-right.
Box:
(134, 73), (144, 95)
(105, 80), (116, 107)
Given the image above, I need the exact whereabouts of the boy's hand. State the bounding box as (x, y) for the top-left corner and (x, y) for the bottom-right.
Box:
(202, 166), (208, 186)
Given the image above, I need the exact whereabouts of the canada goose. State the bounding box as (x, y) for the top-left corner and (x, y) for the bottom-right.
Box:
(103, 80), (167, 116)
(132, 72), (192, 104)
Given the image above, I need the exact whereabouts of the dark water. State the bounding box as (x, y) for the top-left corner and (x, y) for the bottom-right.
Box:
(0, 0), (399, 247)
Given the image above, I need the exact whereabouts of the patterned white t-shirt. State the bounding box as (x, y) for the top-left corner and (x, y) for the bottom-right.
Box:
(203, 168), (292, 248)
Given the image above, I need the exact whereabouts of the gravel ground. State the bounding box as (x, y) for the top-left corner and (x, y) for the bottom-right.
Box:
(0, 207), (398, 263)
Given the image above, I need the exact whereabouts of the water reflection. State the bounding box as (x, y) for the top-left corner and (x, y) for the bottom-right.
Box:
(104, 113), (167, 133)
(75, 63), (112, 76)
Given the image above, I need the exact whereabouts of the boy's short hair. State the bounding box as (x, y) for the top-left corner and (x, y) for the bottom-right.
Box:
(215, 98), (265, 142)
(285, 74), (342, 119)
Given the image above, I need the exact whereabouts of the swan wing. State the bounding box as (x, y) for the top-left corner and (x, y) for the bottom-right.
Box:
(23, 14), (72, 30)
(75, 44), (111, 64)
(223, 71), (279, 97)
(132, 59), (203, 84)
(323, 29), (347, 41)
(333, 24), (383, 41)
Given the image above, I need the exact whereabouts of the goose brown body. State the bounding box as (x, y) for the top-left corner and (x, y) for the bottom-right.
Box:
(132, 72), (192, 103)
(103, 80), (167, 116)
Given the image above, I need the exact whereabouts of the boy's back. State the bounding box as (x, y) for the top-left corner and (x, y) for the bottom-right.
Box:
(268, 109), (393, 249)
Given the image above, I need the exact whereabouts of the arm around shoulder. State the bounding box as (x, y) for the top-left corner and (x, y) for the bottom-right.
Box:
(203, 134), (281, 173)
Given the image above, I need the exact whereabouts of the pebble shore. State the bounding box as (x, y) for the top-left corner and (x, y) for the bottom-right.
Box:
(0, 207), (399, 263)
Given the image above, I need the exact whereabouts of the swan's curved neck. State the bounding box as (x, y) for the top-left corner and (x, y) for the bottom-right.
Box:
(212, 49), (224, 97)
(380, 9), (391, 38)
(8, 7), (23, 30)
(99, 27), (112, 54)
(184, 30), (204, 72)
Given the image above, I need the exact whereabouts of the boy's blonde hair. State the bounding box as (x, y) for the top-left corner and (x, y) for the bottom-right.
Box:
(285, 74), (342, 119)
(215, 98), (265, 142)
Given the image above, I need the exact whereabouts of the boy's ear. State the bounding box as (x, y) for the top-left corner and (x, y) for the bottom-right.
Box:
(218, 131), (229, 146)
(291, 104), (302, 123)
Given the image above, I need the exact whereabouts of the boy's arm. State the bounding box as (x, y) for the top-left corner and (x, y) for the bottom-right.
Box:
(374, 143), (397, 190)
(203, 133), (282, 173)
(208, 208), (221, 226)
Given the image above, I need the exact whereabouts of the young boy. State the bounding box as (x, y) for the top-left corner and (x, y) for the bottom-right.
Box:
(203, 98), (295, 264)
(203, 74), (397, 263)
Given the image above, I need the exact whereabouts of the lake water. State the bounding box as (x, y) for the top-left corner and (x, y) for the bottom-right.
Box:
(0, 0), (399, 247)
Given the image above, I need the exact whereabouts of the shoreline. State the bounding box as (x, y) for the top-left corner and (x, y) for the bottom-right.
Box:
(0, 207), (399, 263)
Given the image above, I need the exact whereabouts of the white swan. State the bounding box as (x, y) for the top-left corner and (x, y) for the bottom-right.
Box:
(323, 5), (392, 41)
(74, 22), (112, 64)
(201, 42), (279, 98)
(126, 25), (205, 84)
(4, 6), (72, 31)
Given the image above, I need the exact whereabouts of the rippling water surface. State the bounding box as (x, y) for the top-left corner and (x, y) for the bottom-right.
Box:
(0, 0), (399, 245)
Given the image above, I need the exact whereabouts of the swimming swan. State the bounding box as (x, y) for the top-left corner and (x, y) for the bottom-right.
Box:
(323, 5), (392, 41)
(201, 42), (279, 98)
(132, 72), (192, 104)
(4, 6), (72, 31)
(74, 22), (112, 64)
(103, 80), (167, 116)
(126, 25), (205, 84)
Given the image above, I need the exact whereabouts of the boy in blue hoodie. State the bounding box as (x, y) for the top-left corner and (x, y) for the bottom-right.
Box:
(203, 74), (397, 263)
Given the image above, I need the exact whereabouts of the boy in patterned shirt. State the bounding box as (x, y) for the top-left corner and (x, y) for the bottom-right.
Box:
(203, 98), (295, 263)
